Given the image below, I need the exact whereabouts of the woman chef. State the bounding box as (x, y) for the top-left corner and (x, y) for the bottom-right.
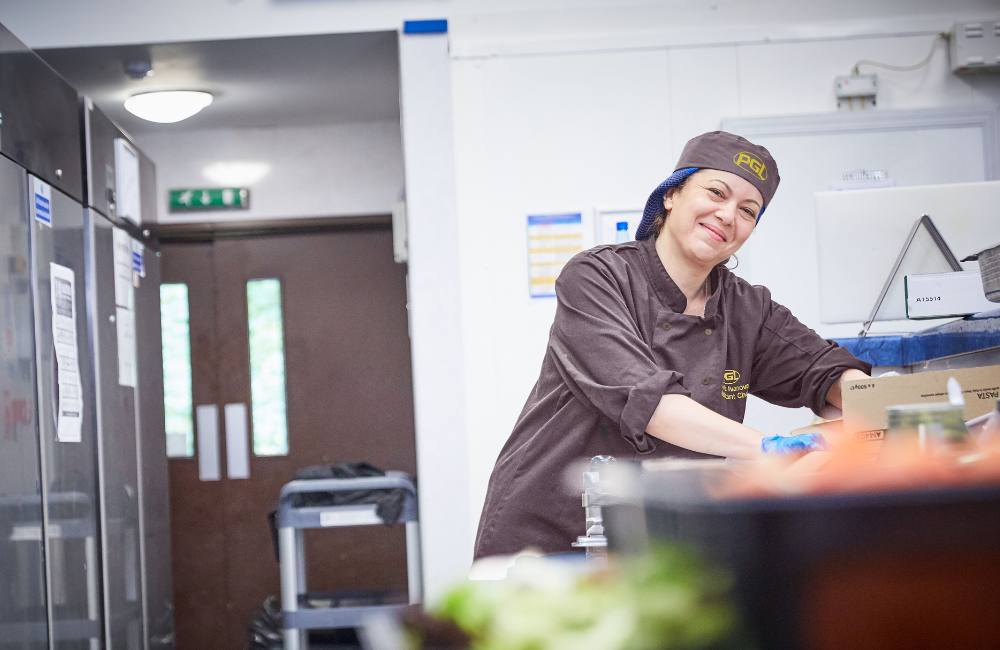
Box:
(474, 131), (871, 559)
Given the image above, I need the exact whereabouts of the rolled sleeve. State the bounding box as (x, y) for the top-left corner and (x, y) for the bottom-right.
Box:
(550, 254), (689, 451)
(750, 292), (872, 414)
(620, 369), (690, 452)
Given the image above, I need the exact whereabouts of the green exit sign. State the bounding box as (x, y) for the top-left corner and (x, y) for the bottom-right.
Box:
(169, 188), (249, 212)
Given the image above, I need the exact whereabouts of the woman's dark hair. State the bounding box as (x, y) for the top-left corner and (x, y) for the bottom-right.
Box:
(646, 174), (692, 240)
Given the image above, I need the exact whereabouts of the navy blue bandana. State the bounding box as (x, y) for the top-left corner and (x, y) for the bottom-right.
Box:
(634, 168), (697, 241)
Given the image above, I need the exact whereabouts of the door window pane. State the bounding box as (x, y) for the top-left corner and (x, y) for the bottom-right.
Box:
(160, 283), (194, 457)
(247, 279), (288, 456)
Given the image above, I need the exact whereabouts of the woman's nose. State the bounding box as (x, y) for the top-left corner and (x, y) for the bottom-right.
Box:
(716, 202), (736, 224)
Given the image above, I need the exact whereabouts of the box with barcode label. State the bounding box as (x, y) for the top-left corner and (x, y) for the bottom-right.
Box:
(842, 365), (1000, 440)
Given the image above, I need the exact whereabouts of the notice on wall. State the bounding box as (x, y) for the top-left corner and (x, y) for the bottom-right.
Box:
(50, 263), (82, 443)
(115, 138), (142, 226)
(116, 306), (137, 388)
(112, 227), (134, 308)
(132, 239), (145, 279)
(32, 177), (52, 227)
(526, 213), (584, 298)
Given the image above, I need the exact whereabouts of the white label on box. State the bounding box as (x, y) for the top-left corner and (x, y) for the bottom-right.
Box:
(905, 271), (995, 319)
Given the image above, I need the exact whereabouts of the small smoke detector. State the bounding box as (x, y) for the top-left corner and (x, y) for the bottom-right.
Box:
(123, 61), (154, 80)
(835, 74), (877, 110)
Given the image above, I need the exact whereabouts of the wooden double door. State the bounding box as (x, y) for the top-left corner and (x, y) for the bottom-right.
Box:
(160, 221), (416, 650)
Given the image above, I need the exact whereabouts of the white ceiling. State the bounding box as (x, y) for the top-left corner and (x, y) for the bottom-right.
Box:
(37, 30), (400, 135)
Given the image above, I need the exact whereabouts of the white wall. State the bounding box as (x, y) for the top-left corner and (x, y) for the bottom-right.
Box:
(397, 30), (471, 603)
(134, 120), (403, 222)
(446, 6), (1000, 550)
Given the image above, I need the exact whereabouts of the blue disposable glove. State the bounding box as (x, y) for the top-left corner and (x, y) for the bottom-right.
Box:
(761, 433), (832, 457)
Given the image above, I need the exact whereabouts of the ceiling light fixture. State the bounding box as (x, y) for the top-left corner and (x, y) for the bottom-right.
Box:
(124, 90), (213, 124)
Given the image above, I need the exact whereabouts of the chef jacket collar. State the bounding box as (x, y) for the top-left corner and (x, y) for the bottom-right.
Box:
(637, 237), (723, 320)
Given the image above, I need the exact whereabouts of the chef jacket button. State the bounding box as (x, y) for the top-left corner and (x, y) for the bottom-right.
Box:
(705, 328), (713, 335)
(662, 323), (671, 331)
(701, 377), (710, 385)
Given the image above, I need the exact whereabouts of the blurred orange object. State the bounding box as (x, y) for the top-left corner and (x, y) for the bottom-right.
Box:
(715, 423), (1000, 500)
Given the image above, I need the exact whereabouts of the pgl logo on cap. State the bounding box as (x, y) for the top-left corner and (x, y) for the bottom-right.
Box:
(733, 152), (768, 181)
(723, 370), (741, 384)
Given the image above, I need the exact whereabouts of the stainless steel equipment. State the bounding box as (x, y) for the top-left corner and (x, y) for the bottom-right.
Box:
(131, 150), (174, 650)
(6, 19), (103, 650)
(29, 177), (102, 650)
(0, 155), (49, 650)
(0, 19), (174, 650)
(962, 242), (1000, 303)
(81, 99), (173, 650)
(571, 455), (616, 563)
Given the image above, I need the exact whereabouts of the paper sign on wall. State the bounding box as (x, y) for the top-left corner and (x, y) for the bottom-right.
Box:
(132, 239), (145, 278)
(32, 177), (52, 227)
(527, 213), (583, 298)
(115, 138), (142, 225)
(116, 306), (136, 388)
(112, 227), (134, 308)
(50, 263), (82, 443)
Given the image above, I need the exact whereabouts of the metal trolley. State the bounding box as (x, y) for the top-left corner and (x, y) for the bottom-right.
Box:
(276, 472), (421, 650)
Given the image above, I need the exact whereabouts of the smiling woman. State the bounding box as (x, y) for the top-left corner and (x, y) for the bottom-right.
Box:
(474, 131), (872, 559)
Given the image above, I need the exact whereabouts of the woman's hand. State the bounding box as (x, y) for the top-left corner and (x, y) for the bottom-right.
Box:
(761, 433), (832, 457)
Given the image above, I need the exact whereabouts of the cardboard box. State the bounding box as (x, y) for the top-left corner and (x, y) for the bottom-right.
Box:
(842, 365), (1000, 441)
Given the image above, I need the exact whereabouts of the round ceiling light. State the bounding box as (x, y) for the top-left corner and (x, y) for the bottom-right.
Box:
(124, 90), (213, 123)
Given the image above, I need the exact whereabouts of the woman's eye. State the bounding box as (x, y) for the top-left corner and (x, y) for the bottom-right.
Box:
(741, 208), (756, 220)
(709, 188), (723, 197)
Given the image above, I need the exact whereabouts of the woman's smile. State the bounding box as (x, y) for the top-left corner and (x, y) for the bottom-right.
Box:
(699, 222), (727, 243)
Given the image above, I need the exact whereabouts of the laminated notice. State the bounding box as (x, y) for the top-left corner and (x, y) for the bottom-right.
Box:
(112, 227), (134, 308)
(116, 306), (136, 388)
(50, 263), (83, 443)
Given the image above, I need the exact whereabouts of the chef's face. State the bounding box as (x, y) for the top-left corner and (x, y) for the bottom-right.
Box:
(660, 169), (762, 267)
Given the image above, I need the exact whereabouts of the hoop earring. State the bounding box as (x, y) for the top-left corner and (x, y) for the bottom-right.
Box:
(726, 254), (739, 271)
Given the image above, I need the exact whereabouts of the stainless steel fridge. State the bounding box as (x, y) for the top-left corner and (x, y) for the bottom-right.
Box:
(29, 175), (102, 650)
(0, 20), (174, 650)
(0, 154), (50, 650)
(132, 150), (174, 650)
(1, 19), (103, 650)
(81, 100), (174, 650)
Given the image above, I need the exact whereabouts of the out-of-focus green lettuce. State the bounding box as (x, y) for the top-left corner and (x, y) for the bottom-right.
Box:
(429, 546), (738, 650)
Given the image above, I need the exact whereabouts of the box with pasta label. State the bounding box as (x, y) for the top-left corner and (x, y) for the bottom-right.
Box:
(841, 365), (1000, 441)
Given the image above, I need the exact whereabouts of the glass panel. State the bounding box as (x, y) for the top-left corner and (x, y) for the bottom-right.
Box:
(247, 279), (288, 456)
(160, 283), (194, 457)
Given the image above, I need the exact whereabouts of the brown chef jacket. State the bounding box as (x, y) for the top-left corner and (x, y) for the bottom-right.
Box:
(474, 237), (871, 559)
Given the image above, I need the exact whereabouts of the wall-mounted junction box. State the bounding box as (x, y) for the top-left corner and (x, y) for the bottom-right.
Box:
(835, 74), (877, 110)
(951, 20), (1000, 73)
